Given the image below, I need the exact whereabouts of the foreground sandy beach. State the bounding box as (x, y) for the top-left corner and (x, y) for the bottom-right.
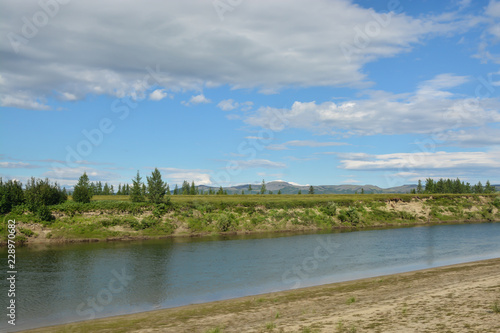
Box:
(23, 258), (500, 333)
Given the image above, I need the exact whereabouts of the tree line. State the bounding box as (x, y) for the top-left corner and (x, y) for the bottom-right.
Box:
(0, 177), (67, 220)
(1, 172), (496, 219)
(412, 178), (496, 194)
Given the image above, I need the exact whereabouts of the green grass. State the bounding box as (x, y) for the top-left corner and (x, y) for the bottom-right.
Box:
(1, 193), (499, 244)
(492, 301), (500, 314)
(265, 322), (276, 330)
(346, 296), (356, 304)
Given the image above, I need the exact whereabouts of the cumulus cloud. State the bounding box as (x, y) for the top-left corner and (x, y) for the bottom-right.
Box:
(156, 167), (212, 185)
(217, 99), (238, 111)
(217, 99), (254, 111)
(0, 0), (481, 110)
(182, 94), (211, 106)
(245, 74), (500, 138)
(149, 89), (168, 101)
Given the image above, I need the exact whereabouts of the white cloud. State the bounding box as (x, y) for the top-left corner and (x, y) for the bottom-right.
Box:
(267, 140), (348, 151)
(339, 151), (500, 171)
(61, 92), (78, 101)
(442, 127), (500, 147)
(486, 0), (500, 18)
(457, 0), (472, 10)
(0, 93), (50, 110)
(156, 167), (212, 185)
(245, 74), (500, 137)
(43, 166), (118, 181)
(0, 162), (41, 169)
(0, 0), (480, 109)
(183, 94), (211, 106)
(340, 179), (361, 184)
(149, 89), (168, 101)
(226, 159), (286, 170)
(474, 1), (500, 63)
(217, 99), (238, 111)
(217, 99), (253, 111)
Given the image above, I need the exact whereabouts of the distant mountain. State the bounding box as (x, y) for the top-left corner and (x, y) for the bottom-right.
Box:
(197, 181), (418, 194)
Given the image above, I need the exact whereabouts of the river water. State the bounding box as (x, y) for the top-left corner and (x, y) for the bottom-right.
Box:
(1, 222), (500, 332)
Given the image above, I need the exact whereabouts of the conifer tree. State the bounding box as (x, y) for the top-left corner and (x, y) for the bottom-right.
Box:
(260, 179), (266, 194)
(73, 172), (93, 203)
(485, 180), (496, 193)
(130, 171), (145, 202)
(103, 183), (110, 195)
(308, 185), (314, 194)
(147, 168), (167, 204)
(416, 180), (423, 194)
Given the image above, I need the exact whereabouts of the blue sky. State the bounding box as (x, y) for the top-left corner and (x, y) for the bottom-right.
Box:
(1, 0), (500, 189)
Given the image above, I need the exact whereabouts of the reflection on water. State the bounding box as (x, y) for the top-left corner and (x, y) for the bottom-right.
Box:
(1, 223), (499, 332)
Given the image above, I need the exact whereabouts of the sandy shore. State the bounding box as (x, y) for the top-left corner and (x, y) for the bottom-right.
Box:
(22, 258), (500, 333)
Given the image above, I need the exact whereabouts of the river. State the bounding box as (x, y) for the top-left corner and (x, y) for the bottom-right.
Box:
(1, 222), (500, 332)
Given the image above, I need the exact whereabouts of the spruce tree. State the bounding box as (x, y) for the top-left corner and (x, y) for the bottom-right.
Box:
(147, 168), (167, 204)
(485, 180), (496, 193)
(130, 171), (145, 202)
(190, 181), (196, 195)
(416, 180), (423, 194)
(73, 172), (93, 203)
(308, 185), (314, 194)
(260, 179), (266, 194)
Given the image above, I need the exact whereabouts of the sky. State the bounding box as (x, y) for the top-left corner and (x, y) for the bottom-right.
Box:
(1, 0), (500, 189)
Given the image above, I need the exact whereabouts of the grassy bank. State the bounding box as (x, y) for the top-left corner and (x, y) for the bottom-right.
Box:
(21, 258), (500, 332)
(1, 194), (499, 245)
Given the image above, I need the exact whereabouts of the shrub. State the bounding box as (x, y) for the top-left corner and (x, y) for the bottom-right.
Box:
(126, 217), (141, 230)
(19, 228), (35, 237)
(15, 234), (27, 245)
(338, 207), (360, 225)
(216, 213), (234, 232)
(101, 218), (122, 227)
(492, 197), (500, 209)
(152, 202), (169, 218)
(37, 205), (55, 222)
(319, 202), (338, 216)
(139, 216), (159, 229)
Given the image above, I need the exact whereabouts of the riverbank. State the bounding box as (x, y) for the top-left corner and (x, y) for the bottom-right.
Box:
(21, 258), (500, 332)
(1, 194), (499, 245)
